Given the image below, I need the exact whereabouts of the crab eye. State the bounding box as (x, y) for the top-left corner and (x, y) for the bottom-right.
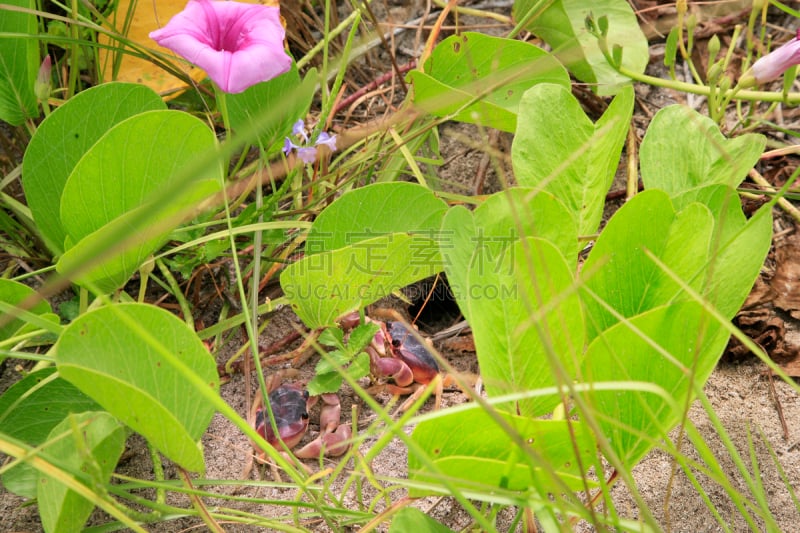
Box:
(391, 339), (402, 348)
(301, 411), (309, 420)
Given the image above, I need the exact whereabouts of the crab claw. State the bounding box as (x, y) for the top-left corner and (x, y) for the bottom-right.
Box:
(321, 423), (352, 457)
(319, 393), (341, 432)
(294, 423), (352, 459)
(371, 355), (414, 387)
(369, 321), (389, 357)
(338, 311), (361, 330)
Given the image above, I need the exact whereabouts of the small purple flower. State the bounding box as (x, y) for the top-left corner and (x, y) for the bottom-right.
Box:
(315, 132), (338, 152)
(742, 28), (800, 86)
(149, 0), (292, 94)
(282, 119), (337, 164)
(296, 147), (318, 164)
(291, 119), (309, 143)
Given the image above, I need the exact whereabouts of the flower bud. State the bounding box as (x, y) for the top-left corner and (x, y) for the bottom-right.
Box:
(34, 55), (52, 102)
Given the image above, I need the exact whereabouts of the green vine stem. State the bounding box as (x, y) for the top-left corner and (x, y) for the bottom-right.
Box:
(616, 63), (800, 104)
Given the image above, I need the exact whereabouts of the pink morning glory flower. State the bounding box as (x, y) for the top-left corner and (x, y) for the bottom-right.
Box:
(741, 28), (800, 86)
(149, 0), (292, 94)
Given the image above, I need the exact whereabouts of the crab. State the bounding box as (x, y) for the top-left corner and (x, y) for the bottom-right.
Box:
(364, 315), (453, 410)
(250, 378), (351, 464)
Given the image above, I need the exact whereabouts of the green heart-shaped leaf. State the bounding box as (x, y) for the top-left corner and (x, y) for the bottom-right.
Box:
(282, 182), (449, 327)
(55, 303), (219, 472)
(467, 237), (583, 417)
(640, 105), (765, 196)
(408, 32), (569, 131)
(512, 83), (633, 236)
(306, 182), (448, 253)
(38, 412), (126, 533)
(282, 234), (443, 328)
(56, 110), (222, 293)
(22, 83), (165, 254)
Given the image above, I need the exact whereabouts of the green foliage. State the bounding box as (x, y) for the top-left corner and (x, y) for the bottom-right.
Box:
(55, 110), (222, 293)
(389, 508), (454, 533)
(467, 237), (583, 417)
(441, 188), (577, 322)
(0, 279), (55, 343)
(306, 182), (449, 252)
(581, 301), (729, 467)
(640, 105), (766, 195)
(55, 303), (219, 472)
(0, 0), (38, 125)
(307, 322), (378, 395)
(38, 412), (126, 533)
(410, 409), (597, 496)
(513, 0), (648, 95)
(22, 83), (166, 255)
(281, 183), (449, 327)
(0, 369), (102, 498)
(512, 83), (633, 236)
(291, 86), (769, 519)
(0, 1), (792, 529)
(227, 65), (317, 152)
(580, 190), (713, 341)
(408, 32), (569, 131)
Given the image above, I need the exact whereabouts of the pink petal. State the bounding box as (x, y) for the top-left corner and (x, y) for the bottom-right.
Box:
(149, 0), (292, 94)
(751, 37), (800, 83)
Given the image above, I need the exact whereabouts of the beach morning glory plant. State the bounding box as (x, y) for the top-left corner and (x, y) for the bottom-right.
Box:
(283, 119), (338, 164)
(149, 0), (292, 94)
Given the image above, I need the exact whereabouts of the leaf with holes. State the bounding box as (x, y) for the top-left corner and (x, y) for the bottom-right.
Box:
(408, 32), (569, 131)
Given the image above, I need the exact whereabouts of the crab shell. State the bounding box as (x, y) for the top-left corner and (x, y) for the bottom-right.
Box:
(387, 321), (439, 384)
(254, 384), (311, 449)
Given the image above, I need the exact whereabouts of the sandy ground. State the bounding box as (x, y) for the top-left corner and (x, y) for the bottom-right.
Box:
(3, 322), (800, 532)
